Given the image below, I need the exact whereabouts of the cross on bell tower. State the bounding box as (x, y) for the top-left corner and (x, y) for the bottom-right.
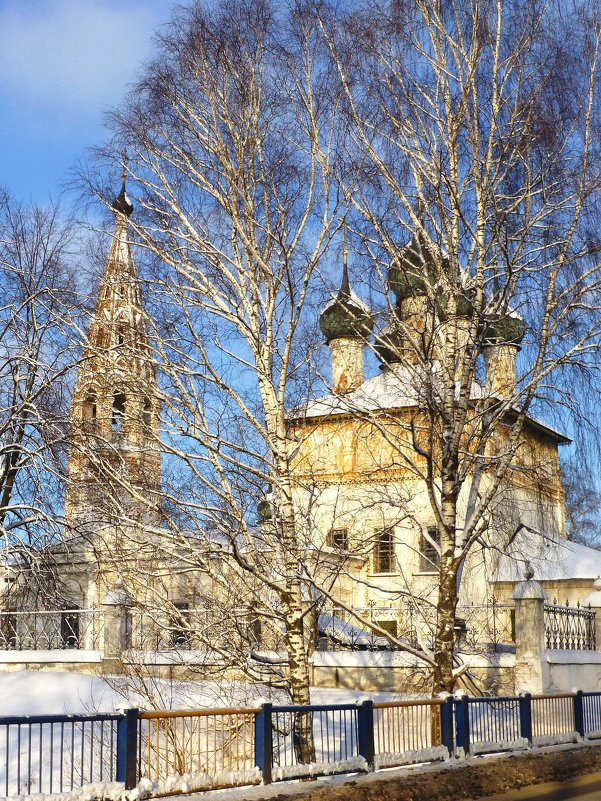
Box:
(65, 171), (161, 534)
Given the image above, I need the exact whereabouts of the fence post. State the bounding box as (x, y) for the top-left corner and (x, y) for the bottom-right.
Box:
(357, 698), (375, 772)
(116, 707), (139, 790)
(518, 693), (533, 747)
(254, 703), (273, 784)
(574, 690), (585, 739)
(454, 696), (470, 757)
(440, 696), (455, 757)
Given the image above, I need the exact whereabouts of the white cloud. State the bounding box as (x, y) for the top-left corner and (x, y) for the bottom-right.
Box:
(0, 0), (173, 113)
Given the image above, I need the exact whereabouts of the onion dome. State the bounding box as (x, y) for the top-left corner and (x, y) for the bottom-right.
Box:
(437, 284), (475, 321)
(111, 167), (133, 218)
(389, 233), (444, 302)
(257, 498), (272, 522)
(320, 259), (374, 344)
(374, 325), (404, 366)
(484, 311), (526, 346)
(257, 486), (273, 522)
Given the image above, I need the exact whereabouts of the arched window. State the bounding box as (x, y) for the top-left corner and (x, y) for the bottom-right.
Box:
(112, 392), (126, 431)
(83, 391), (97, 421)
(117, 324), (125, 346)
(142, 396), (152, 428)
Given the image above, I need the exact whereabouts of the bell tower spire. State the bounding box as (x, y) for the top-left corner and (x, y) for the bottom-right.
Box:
(65, 173), (161, 534)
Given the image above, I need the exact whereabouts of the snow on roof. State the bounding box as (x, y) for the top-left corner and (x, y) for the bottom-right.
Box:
(493, 532), (601, 583)
(295, 364), (485, 419)
(293, 364), (569, 443)
(321, 288), (371, 315)
(318, 612), (389, 648)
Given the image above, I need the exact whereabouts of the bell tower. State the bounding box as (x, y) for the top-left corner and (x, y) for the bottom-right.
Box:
(65, 174), (161, 534)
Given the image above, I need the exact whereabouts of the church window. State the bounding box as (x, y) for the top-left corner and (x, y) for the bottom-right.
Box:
(142, 396), (152, 428)
(170, 603), (191, 649)
(328, 528), (348, 550)
(420, 526), (440, 572)
(83, 391), (97, 421)
(112, 392), (126, 431)
(117, 325), (125, 346)
(373, 528), (395, 573)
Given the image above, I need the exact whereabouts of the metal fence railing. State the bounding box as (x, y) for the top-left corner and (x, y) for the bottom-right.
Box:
(137, 708), (258, 787)
(319, 600), (515, 653)
(6, 690), (601, 797)
(531, 693), (576, 743)
(459, 696), (523, 754)
(267, 703), (362, 781)
(544, 601), (596, 650)
(373, 699), (448, 768)
(0, 609), (104, 651)
(0, 713), (121, 796)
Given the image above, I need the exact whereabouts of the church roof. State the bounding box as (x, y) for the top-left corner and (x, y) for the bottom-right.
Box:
(293, 365), (569, 443)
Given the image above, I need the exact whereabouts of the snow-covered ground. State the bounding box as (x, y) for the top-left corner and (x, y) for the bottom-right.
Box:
(0, 670), (399, 716)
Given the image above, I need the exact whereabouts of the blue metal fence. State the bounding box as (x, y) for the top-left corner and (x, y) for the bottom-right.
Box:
(5, 691), (601, 797)
(0, 712), (121, 796)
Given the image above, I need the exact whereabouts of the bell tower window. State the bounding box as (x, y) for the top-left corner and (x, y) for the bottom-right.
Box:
(112, 392), (126, 431)
(83, 391), (97, 421)
(142, 396), (152, 428)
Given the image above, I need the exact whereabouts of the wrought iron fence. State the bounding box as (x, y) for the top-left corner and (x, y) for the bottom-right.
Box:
(544, 600), (596, 650)
(320, 599), (514, 653)
(0, 609), (104, 651)
(128, 607), (272, 653)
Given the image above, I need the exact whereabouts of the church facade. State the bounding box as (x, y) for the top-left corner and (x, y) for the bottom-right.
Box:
(2, 186), (601, 668)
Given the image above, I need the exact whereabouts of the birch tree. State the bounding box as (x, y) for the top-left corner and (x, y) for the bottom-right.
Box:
(319, 0), (601, 692)
(0, 192), (78, 598)
(103, 0), (341, 715)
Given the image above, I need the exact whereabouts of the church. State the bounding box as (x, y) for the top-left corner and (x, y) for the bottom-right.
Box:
(2, 178), (601, 675)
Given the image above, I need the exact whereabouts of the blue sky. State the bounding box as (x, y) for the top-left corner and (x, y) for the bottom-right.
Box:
(0, 0), (179, 204)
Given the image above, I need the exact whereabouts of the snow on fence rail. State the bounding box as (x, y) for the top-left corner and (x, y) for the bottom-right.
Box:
(5, 691), (601, 798)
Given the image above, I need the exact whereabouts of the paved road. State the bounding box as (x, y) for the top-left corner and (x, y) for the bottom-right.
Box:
(475, 770), (601, 801)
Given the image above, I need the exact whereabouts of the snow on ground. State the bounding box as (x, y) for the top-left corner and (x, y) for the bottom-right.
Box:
(0, 670), (402, 716)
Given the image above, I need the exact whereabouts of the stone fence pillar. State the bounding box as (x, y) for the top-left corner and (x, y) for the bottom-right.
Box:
(101, 577), (134, 667)
(511, 575), (549, 694)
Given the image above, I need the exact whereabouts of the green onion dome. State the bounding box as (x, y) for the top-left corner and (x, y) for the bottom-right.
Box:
(320, 262), (374, 343)
(484, 311), (526, 346)
(374, 325), (404, 366)
(257, 498), (273, 522)
(389, 234), (444, 302)
(436, 285), (475, 321)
